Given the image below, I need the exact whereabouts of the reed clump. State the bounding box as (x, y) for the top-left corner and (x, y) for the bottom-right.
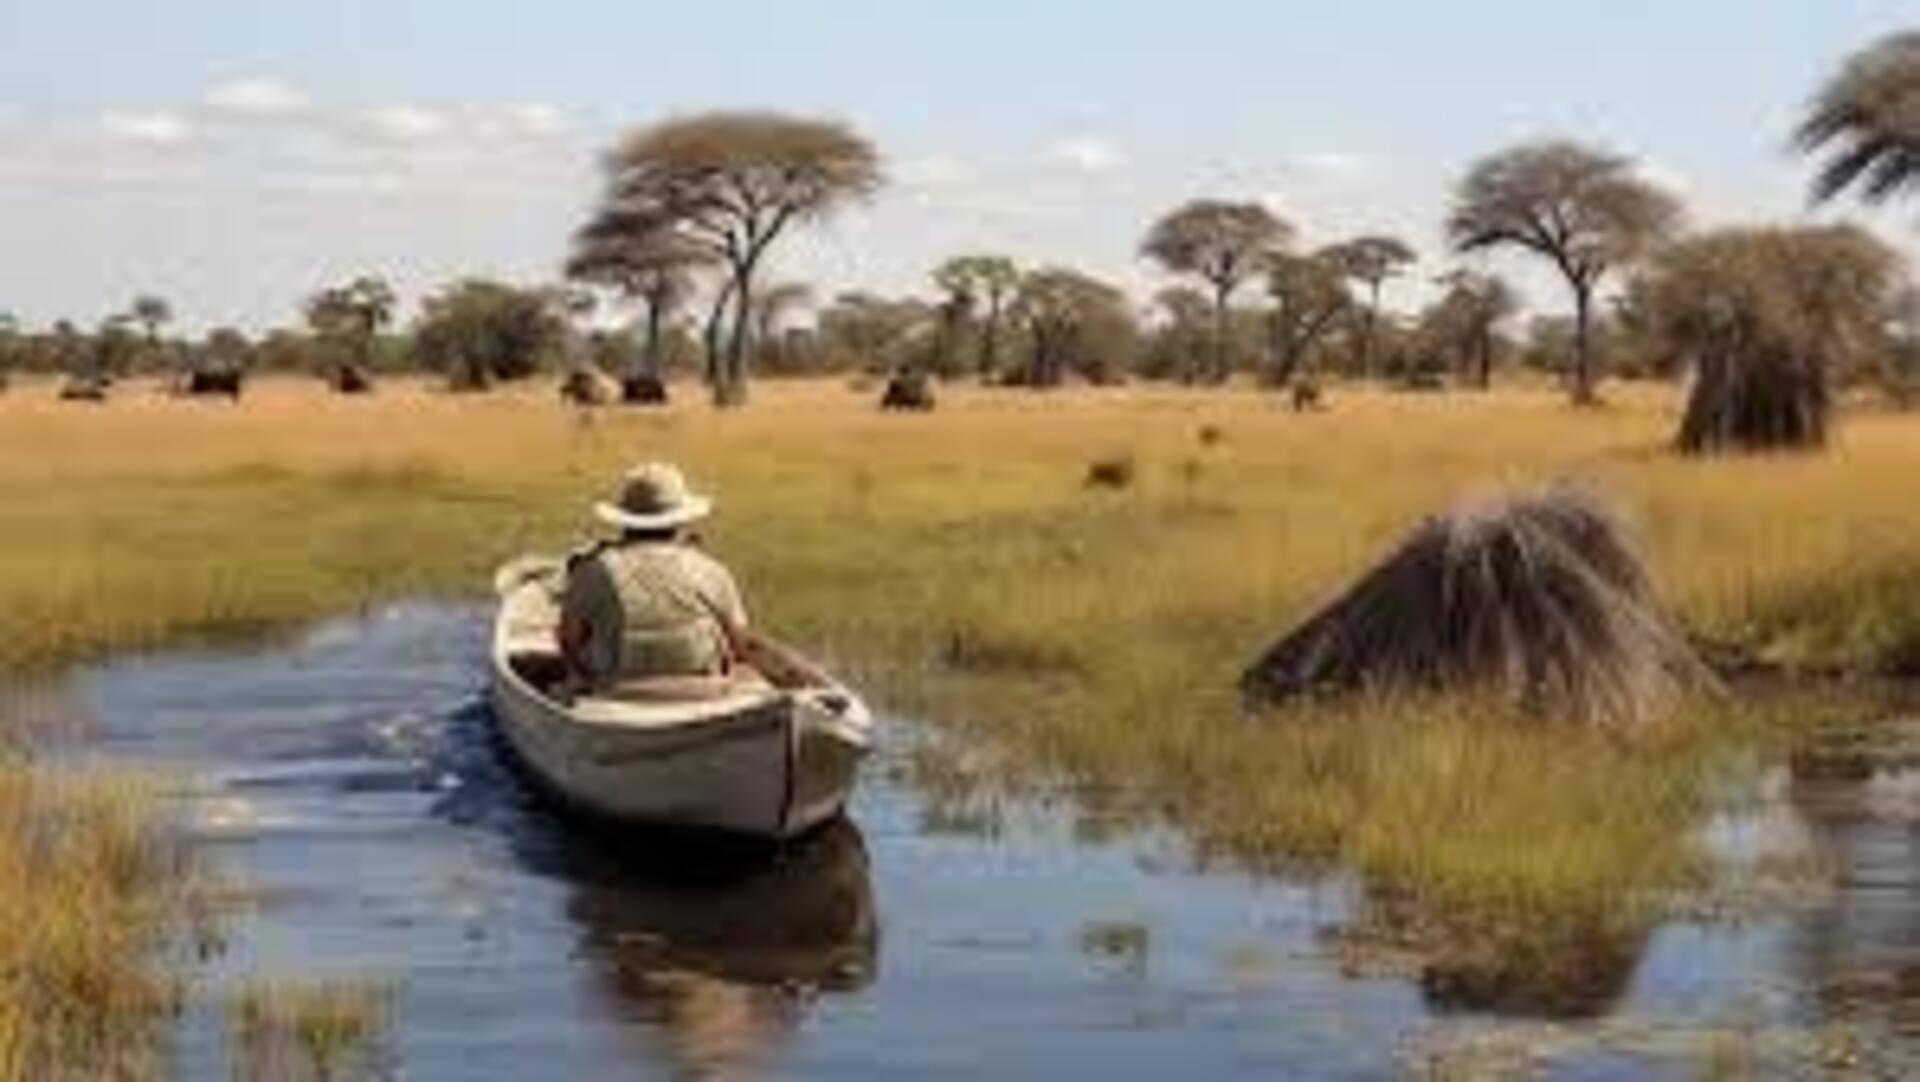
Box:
(0, 765), (196, 1081)
(229, 978), (395, 1082)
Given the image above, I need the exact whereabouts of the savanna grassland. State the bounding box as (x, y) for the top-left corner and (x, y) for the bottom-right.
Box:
(3, 374), (1919, 1046)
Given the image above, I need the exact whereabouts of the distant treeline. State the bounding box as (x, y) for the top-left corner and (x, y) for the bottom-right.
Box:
(6, 31), (1920, 412)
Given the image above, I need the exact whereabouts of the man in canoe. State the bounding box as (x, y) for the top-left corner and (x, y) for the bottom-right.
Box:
(558, 462), (751, 696)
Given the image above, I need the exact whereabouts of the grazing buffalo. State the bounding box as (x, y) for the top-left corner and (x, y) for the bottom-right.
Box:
(621, 374), (670, 406)
(184, 368), (244, 400)
(59, 375), (108, 402)
(1290, 381), (1324, 413)
(330, 364), (374, 394)
(879, 370), (935, 411)
(559, 367), (616, 407)
(1084, 456), (1135, 489)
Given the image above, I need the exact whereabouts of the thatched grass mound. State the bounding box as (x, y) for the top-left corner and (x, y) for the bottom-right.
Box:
(1676, 347), (1827, 453)
(1241, 486), (1714, 727)
(1647, 225), (1898, 454)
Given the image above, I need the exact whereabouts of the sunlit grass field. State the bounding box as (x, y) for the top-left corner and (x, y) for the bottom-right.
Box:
(2, 373), (1918, 1024)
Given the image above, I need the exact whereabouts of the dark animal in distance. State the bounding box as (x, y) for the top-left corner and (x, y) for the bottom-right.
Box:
(1198, 424), (1225, 446)
(879, 369), (935, 411)
(559, 367), (614, 407)
(59, 374), (109, 402)
(184, 368), (244, 400)
(1290, 381), (1323, 412)
(329, 364), (373, 395)
(1084, 456), (1135, 489)
(621, 374), (670, 405)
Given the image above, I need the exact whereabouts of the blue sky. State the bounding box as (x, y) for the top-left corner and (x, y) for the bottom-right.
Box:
(2, 1), (1916, 330)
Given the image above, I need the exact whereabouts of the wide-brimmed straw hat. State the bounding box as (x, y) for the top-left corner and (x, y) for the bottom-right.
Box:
(593, 462), (714, 530)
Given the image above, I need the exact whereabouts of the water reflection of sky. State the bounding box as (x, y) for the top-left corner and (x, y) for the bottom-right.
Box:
(52, 604), (1920, 1079)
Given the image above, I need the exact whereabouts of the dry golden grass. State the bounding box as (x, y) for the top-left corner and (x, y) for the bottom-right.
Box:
(229, 978), (394, 1082)
(1, 373), (1917, 1005)
(0, 763), (195, 1081)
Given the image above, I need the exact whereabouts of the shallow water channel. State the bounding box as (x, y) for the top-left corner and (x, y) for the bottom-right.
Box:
(37, 603), (1920, 1078)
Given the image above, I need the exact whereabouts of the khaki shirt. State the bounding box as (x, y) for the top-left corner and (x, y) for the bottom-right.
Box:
(561, 541), (749, 690)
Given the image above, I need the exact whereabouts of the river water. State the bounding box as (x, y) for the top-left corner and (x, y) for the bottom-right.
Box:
(40, 604), (1920, 1078)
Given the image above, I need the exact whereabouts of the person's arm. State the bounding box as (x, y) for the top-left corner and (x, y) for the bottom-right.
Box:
(555, 559), (601, 680)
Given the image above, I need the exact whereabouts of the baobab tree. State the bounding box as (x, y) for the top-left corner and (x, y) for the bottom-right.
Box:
(1141, 200), (1290, 383)
(1447, 140), (1680, 405)
(1798, 31), (1920, 205)
(1330, 235), (1414, 378)
(585, 111), (882, 406)
(566, 215), (709, 387)
(1263, 248), (1353, 387)
(933, 254), (1019, 378)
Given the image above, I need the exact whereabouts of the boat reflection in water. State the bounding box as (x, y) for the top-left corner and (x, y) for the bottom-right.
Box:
(534, 815), (878, 1078)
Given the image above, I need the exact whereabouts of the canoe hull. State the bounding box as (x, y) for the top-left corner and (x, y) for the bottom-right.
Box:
(488, 574), (872, 840)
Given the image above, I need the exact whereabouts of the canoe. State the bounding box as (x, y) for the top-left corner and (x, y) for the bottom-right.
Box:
(488, 557), (875, 840)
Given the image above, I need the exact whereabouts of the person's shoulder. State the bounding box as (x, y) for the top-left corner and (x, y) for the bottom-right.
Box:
(566, 538), (612, 564)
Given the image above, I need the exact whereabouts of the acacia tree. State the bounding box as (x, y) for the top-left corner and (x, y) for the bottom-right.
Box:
(817, 292), (933, 373)
(411, 279), (569, 390)
(1330, 235), (1414, 378)
(566, 215), (709, 385)
(1010, 267), (1129, 387)
(94, 315), (140, 379)
(305, 275), (395, 382)
(933, 255), (1019, 378)
(750, 280), (813, 372)
(1798, 31), (1920, 205)
(929, 263), (976, 378)
(1264, 248), (1352, 386)
(1151, 286), (1211, 380)
(0, 312), (17, 378)
(204, 327), (252, 373)
(1447, 140), (1680, 405)
(131, 294), (172, 352)
(1433, 269), (1518, 388)
(1141, 200), (1290, 383)
(587, 112), (882, 406)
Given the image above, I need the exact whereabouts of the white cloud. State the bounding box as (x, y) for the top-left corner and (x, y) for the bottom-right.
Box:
(100, 110), (192, 146)
(203, 77), (312, 119)
(356, 104), (449, 142)
(1289, 151), (1372, 179)
(500, 102), (568, 137)
(896, 154), (975, 189)
(1046, 135), (1123, 174)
